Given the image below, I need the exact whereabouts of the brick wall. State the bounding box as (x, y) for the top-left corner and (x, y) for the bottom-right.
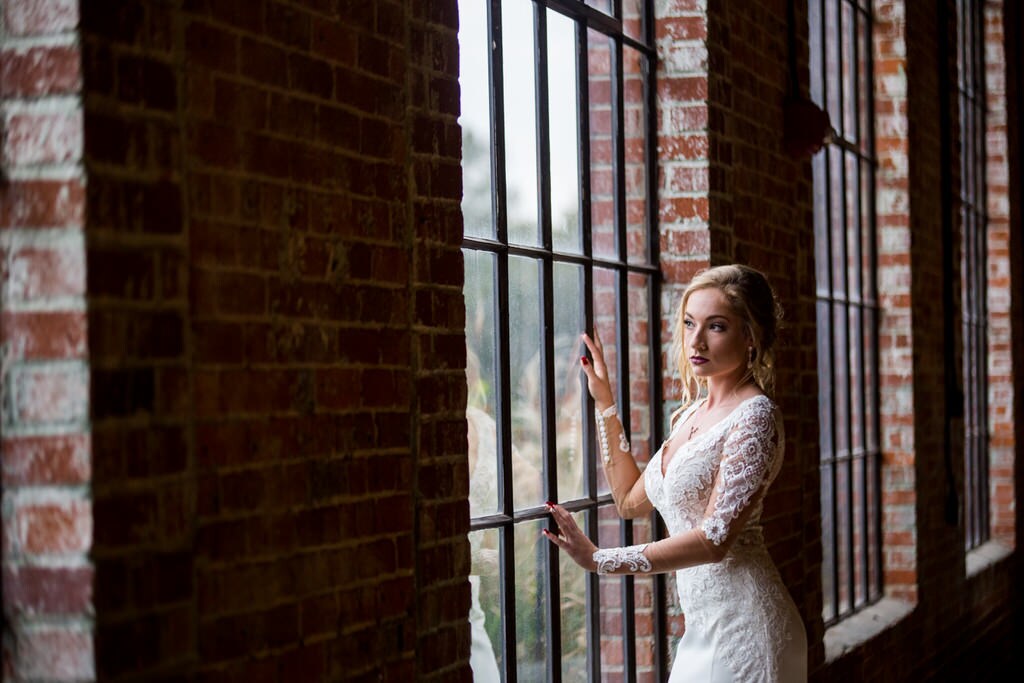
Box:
(82, 0), (463, 680)
(874, 0), (920, 609)
(702, 1), (821, 660)
(1, 0), (94, 679)
(2, 0), (1022, 681)
(984, 0), (1016, 543)
(79, 1), (192, 678)
(408, 1), (471, 681)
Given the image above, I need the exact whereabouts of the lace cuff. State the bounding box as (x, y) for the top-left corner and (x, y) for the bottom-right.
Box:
(593, 543), (652, 574)
(701, 516), (728, 546)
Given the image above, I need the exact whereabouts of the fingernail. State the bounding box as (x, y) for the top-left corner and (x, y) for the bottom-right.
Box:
(546, 501), (555, 507)
(581, 357), (589, 366)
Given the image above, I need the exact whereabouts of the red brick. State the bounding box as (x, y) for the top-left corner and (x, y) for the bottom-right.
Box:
(9, 627), (93, 680)
(2, 565), (93, 614)
(0, 310), (87, 359)
(0, 45), (81, 97)
(11, 364), (89, 425)
(1, 433), (90, 486)
(2, 111), (83, 166)
(185, 21), (238, 73)
(4, 0), (79, 36)
(14, 499), (91, 555)
(0, 179), (85, 229)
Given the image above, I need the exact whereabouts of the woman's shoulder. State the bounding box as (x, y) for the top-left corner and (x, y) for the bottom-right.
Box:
(735, 393), (779, 421)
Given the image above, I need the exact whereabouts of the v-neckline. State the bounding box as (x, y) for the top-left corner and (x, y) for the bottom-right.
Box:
(659, 394), (765, 478)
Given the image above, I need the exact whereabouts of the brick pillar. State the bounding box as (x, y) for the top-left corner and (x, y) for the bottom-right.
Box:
(984, 0), (1017, 544)
(1, 0), (95, 680)
(873, 0), (920, 603)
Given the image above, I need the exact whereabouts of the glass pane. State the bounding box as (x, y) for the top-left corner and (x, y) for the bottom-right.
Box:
(597, 505), (623, 678)
(469, 527), (504, 681)
(548, 9), (583, 254)
(812, 152), (830, 297)
(593, 267), (619, 496)
(624, 45), (649, 265)
(829, 148), (846, 296)
(866, 453), (880, 598)
(627, 273), (652, 465)
(848, 306), (863, 456)
(860, 160), (875, 302)
(820, 464), (836, 620)
(510, 256), (544, 509)
(841, 1), (856, 142)
(632, 516), (656, 677)
(832, 301), (849, 459)
(589, 30), (617, 260)
(515, 518), (549, 678)
(584, 0), (612, 15)
(560, 510), (588, 681)
(554, 262), (585, 502)
(809, 0), (824, 105)
(503, 0), (540, 246)
(459, 0), (495, 239)
(852, 455), (865, 607)
(825, 0), (841, 132)
(857, 10), (871, 154)
(622, 0), (645, 46)
(466, 250), (500, 517)
(864, 309), (878, 452)
(845, 153), (861, 301)
(816, 299), (834, 460)
(835, 459), (850, 615)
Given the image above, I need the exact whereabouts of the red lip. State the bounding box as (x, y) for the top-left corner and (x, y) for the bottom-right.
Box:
(690, 356), (708, 364)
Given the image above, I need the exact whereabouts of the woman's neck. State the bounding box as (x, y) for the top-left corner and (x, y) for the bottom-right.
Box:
(703, 374), (751, 409)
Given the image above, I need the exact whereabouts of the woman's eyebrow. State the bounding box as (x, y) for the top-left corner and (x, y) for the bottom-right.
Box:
(684, 313), (730, 321)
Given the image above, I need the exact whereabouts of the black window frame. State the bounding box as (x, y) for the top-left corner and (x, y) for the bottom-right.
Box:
(459, 1), (667, 680)
(808, 0), (885, 628)
(956, 0), (990, 552)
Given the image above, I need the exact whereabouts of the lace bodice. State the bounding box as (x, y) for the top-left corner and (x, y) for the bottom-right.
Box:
(645, 394), (795, 682)
(647, 394), (782, 542)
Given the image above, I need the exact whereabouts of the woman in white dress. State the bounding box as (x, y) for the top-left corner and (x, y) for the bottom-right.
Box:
(543, 264), (807, 682)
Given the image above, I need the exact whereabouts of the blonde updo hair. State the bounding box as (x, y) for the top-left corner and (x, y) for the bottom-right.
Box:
(671, 264), (783, 411)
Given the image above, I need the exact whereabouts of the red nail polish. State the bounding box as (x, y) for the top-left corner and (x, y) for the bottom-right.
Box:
(546, 501), (555, 507)
(581, 356), (589, 366)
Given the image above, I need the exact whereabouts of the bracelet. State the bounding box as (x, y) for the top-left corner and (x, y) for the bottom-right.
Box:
(595, 403), (631, 465)
(593, 543), (652, 574)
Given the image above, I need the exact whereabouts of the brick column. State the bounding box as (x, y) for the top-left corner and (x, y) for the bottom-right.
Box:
(984, 0), (1016, 544)
(1, 0), (95, 680)
(873, 0), (919, 603)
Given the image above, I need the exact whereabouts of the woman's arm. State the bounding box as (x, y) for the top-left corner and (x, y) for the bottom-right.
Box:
(546, 398), (781, 575)
(580, 331), (653, 519)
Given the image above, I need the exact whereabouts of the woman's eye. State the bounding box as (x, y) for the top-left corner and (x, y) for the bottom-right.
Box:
(684, 319), (694, 328)
(710, 323), (726, 332)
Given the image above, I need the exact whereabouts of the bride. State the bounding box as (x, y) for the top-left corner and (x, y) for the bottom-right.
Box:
(544, 264), (807, 682)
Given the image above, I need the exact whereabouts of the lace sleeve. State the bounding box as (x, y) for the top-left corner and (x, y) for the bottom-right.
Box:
(593, 543), (652, 574)
(700, 397), (781, 546)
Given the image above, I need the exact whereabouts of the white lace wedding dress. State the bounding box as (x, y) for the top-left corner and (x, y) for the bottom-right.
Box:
(645, 395), (807, 682)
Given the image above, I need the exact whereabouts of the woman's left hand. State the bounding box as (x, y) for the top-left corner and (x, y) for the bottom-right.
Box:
(542, 502), (598, 572)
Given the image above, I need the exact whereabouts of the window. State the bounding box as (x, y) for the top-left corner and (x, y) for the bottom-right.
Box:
(459, 0), (664, 679)
(808, 0), (883, 626)
(956, 0), (990, 551)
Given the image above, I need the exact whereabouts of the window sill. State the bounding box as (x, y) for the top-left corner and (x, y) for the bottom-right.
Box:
(824, 597), (915, 662)
(966, 538), (1013, 578)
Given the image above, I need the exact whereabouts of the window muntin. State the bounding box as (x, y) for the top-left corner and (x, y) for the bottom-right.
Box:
(809, 0), (883, 627)
(957, 0), (990, 551)
(459, 1), (663, 680)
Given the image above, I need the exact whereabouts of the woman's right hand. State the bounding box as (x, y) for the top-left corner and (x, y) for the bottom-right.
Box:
(580, 329), (615, 409)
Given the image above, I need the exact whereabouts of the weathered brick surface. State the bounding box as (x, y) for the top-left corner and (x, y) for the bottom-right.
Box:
(2, 0), (1021, 681)
(1, 0), (94, 680)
